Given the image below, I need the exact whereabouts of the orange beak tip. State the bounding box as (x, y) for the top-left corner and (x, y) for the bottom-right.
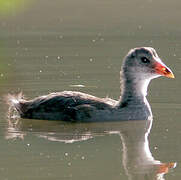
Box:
(157, 162), (177, 174)
(155, 63), (175, 79)
(167, 72), (175, 79)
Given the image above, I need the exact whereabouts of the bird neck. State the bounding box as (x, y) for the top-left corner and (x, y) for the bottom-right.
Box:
(118, 74), (151, 107)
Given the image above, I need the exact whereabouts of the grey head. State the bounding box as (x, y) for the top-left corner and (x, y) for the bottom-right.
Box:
(119, 47), (174, 101)
(122, 47), (174, 82)
(117, 47), (174, 119)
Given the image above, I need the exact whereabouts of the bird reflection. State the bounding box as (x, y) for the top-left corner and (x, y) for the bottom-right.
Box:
(6, 118), (176, 180)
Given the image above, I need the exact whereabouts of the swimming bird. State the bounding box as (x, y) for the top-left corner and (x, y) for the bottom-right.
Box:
(7, 47), (174, 122)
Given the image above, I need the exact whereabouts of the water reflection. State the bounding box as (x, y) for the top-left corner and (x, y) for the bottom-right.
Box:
(6, 118), (176, 180)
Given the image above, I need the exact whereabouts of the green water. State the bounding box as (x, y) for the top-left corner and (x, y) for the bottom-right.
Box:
(0, 0), (181, 179)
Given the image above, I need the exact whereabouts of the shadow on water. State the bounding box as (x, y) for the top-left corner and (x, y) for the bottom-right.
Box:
(6, 118), (176, 180)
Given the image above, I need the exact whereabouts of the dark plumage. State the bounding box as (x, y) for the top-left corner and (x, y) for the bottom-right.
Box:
(6, 47), (174, 122)
(7, 91), (117, 121)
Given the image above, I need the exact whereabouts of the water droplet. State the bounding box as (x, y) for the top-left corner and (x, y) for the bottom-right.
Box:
(0, 167), (5, 171)
(81, 156), (85, 160)
(17, 40), (20, 45)
(138, 25), (142, 29)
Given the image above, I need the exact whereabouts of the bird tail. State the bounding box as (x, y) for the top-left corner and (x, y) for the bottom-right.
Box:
(5, 92), (25, 117)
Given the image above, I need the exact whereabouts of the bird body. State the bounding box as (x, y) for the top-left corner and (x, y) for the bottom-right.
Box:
(7, 47), (174, 122)
(8, 91), (151, 121)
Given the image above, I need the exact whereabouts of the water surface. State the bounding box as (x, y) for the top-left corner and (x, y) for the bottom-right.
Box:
(0, 0), (181, 179)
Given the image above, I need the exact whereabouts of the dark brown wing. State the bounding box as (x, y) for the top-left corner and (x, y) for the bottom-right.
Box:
(19, 91), (116, 120)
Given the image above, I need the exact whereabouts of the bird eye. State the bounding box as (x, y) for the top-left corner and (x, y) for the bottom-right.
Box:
(141, 57), (150, 63)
